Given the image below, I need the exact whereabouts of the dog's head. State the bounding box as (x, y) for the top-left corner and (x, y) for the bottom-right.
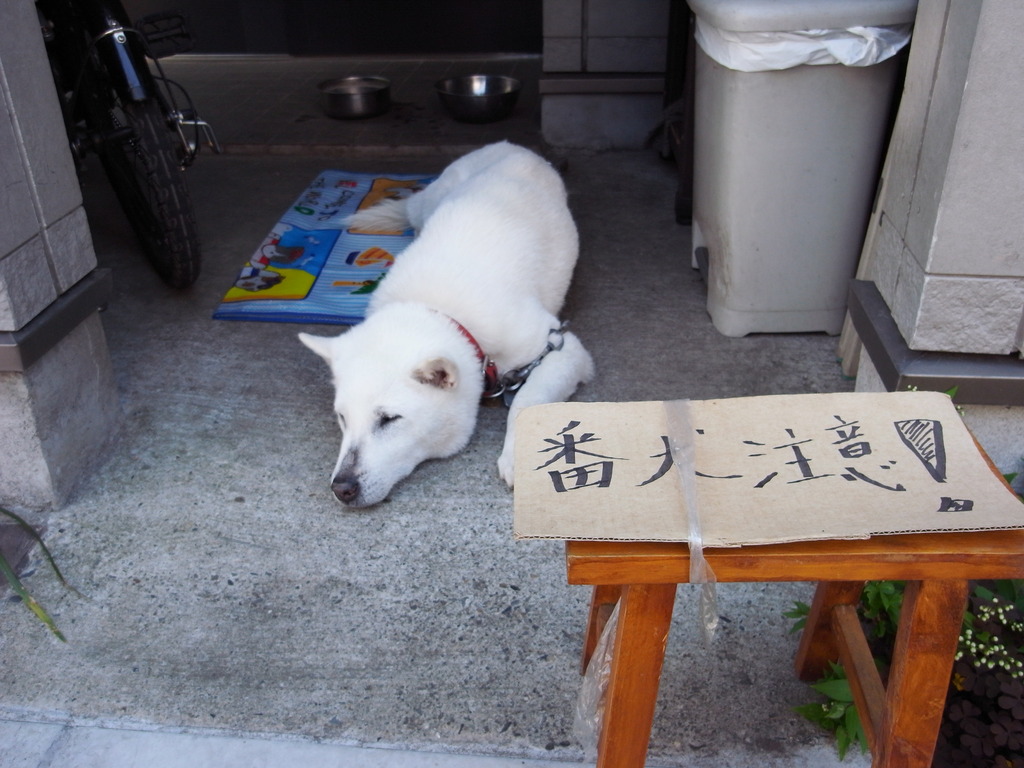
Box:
(299, 315), (481, 508)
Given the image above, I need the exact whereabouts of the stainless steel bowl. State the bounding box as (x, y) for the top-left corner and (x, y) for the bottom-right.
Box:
(318, 76), (391, 119)
(435, 75), (521, 123)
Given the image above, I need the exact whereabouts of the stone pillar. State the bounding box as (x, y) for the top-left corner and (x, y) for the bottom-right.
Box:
(851, 0), (1024, 480)
(862, 0), (1024, 356)
(0, 0), (121, 510)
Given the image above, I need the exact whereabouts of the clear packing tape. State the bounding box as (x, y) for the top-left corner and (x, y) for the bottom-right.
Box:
(665, 399), (719, 644)
(573, 401), (717, 758)
(695, 17), (913, 72)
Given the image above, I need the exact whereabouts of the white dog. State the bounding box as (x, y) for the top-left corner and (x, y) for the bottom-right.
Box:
(298, 142), (594, 507)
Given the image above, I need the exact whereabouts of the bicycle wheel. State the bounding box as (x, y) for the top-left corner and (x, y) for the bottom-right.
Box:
(83, 79), (201, 288)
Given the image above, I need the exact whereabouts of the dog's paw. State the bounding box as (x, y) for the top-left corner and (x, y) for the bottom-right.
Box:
(497, 449), (515, 488)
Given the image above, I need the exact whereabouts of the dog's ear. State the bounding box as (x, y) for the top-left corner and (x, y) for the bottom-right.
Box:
(298, 332), (336, 364)
(412, 357), (458, 389)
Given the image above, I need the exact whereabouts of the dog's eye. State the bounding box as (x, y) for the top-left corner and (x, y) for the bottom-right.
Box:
(376, 413), (401, 430)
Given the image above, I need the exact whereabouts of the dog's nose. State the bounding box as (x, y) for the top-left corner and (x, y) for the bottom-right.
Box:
(331, 477), (360, 504)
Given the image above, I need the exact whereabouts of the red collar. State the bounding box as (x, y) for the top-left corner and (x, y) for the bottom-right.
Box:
(447, 317), (503, 398)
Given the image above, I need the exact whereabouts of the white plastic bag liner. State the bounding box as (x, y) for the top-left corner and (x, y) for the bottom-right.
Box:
(695, 18), (912, 71)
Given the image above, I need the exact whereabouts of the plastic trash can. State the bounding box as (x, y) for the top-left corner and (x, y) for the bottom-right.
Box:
(688, 0), (918, 336)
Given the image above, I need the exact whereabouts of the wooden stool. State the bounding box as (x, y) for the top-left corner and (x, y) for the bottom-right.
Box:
(566, 528), (1024, 768)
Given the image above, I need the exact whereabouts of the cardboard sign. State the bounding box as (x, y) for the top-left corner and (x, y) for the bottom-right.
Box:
(513, 392), (1024, 546)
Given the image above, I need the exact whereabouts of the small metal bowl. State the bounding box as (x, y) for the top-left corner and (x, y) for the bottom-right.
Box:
(435, 75), (521, 123)
(318, 76), (391, 119)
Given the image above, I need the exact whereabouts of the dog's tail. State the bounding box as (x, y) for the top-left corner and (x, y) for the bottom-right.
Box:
(342, 197), (412, 233)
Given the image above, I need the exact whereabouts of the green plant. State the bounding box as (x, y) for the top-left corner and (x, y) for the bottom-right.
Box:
(793, 661), (868, 760)
(791, 465), (1024, 764)
(790, 579), (1024, 766)
(938, 581), (1024, 767)
(0, 505), (74, 641)
(905, 384), (964, 417)
(783, 600), (809, 633)
(957, 581), (1024, 678)
(860, 580), (904, 640)
(786, 582), (898, 761)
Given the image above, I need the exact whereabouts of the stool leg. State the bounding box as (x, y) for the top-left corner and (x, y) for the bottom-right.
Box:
(794, 581), (865, 681)
(873, 579), (968, 768)
(596, 583), (676, 768)
(582, 585), (622, 674)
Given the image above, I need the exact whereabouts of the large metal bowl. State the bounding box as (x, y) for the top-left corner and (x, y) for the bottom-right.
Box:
(318, 76), (391, 119)
(435, 75), (521, 123)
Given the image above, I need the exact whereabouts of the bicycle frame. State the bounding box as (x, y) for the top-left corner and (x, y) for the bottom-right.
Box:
(38, 0), (218, 166)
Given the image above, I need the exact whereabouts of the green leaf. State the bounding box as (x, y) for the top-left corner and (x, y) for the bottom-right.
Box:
(827, 660), (846, 677)
(794, 703), (832, 729)
(835, 724), (851, 760)
(1010, 579), (1024, 606)
(859, 580), (904, 640)
(0, 505), (79, 596)
(784, 601), (810, 633)
(812, 678), (854, 703)
(844, 703), (868, 754)
(0, 504), (78, 640)
(823, 701), (850, 721)
(783, 601), (810, 617)
(0, 551), (65, 641)
(974, 584), (995, 602)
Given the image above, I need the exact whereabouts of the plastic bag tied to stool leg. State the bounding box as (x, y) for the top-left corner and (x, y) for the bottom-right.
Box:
(573, 400), (718, 758)
(573, 600), (619, 761)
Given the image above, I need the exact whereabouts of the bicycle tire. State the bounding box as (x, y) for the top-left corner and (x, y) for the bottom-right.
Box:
(83, 80), (201, 288)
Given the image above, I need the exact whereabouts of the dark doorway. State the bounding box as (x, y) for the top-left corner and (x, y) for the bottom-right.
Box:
(125, 0), (542, 55)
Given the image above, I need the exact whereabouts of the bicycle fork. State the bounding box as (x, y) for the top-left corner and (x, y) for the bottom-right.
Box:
(39, 0), (221, 167)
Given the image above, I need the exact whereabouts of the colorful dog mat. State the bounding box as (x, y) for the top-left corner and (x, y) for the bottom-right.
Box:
(213, 170), (435, 325)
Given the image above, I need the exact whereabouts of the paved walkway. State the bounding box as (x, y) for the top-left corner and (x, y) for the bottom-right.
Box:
(1, 55), (862, 768)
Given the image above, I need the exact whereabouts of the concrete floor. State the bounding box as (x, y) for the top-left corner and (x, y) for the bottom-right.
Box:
(0, 57), (866, 767)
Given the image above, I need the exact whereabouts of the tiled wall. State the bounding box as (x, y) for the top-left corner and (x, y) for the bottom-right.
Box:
(540, 0), (670, 149)
(543, 0), (669, 73)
